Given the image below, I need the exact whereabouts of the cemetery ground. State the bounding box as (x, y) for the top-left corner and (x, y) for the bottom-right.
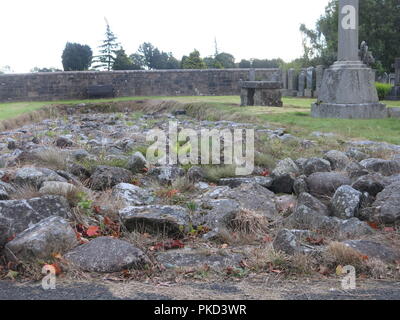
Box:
(1, 96), (400, 300)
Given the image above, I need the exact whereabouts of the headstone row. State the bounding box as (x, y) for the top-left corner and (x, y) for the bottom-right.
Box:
(280, 66), (325, 98)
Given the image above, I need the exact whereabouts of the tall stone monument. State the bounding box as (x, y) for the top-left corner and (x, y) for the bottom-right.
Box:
(312, 0), (387, 119)
(387, 58), (400, 100)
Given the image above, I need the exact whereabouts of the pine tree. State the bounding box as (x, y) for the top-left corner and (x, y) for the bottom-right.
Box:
(92, 20), (120, 71)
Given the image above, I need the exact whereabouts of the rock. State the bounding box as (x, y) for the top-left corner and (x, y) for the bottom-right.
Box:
(295, 158), (308, 172)
(293, 175), (309, 195)
(331, 186), (363, 219)
(55, 136), (74, 148)
(64, 237), (149, 273)
(0, 196), (71, 246)
(5, 216), (77, 262)
(276, 195), (297, 214)
(273, 229), (303, 255)
(0, 181), (16, 200)
(303, 158), (331, 176)
(187, 166), (205, 183)
(342, 240), (400, 264)
(336, 218), (374, 239)
(345, 162), (369, 180)
(156, 248), (244, 270)
(324, 150), (350, 170)
(39, 181), (77, 197)
(270, 158), (299, 194)
(67, 163), (91, 179)
(112, 183), (154, 206)
(306, 172), (351, 197)
(148, 166), (185, 185)
(218, 176), (272, 188)
(90, 166), (133, 190)
(14, 167), (67, 188)
(370, 181), (400, 224)
(360, 158), (400, 176)
(119, 205), (191, 237)
(352, 173), (388, 197)
(346, 148), (368, 161)
(297, 192), (329, 216)
(127, 152), (147, 173)
(70, 149), (90, 161)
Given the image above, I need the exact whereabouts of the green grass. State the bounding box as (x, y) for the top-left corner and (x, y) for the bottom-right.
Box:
(1, 96), (400, 144)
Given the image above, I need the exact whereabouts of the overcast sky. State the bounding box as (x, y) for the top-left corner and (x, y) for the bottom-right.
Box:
(1, 0), (330, 73)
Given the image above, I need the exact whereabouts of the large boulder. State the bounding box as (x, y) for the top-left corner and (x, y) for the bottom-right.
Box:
(187, 166), (206, 183)
(148, 166), (185, 185)
(342, 240), (400, 264)
(14, 167), (67, 188)
(323, 150), (350, 170)
(269, 158), (299, 194)
(331, 186), (363, 219)
(218, 176), (272, 189)
(369, 181), (400, 224)
(127, 152), (147, 173)
(0, 196), (71, 246)
(64, 237), (150, 273)
(112, 183), (155, 207)
(303, 158), (331, 176)
(273, 229), (304, 255)
(90, 166), (133, 190)
(119, 205), (191, 237)
(360, 158), (400, 176)
(306, 172), (351, 198)
(297, 192), (329, 216)
(5, 216), (77, 262)
(352, 173), (388, 197)
(345, 162), (369, 180)
(0, 181), (16, 200)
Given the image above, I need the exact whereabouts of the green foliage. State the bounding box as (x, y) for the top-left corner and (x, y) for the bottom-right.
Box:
(251, 58), (284, 69)
(62, 42), (93, 71)
(238, 59), (251, 68)
(135, 42), (180, 70)
(375, 82), (393, 100)
(112, 47), (141, 70)
(181, 50), (206, 69)
(92, 21), (120, 71)
(300, 0), (400, 71)
(215, 52), (236, 69)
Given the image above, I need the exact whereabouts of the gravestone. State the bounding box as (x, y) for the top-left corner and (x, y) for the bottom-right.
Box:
(304, 67), (315, 98)
(315, 65), (325, 98)
(297, 69), (306, 97)
(249, 68), (256, 81)
(387, 58), (400, 100)
(282, 69), (288, 89)
(312, 0), (387, 119)
(287, 69), (298, 96)
(240, 81), (283, 107)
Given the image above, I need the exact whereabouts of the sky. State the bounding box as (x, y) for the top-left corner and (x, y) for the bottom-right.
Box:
(0, 0), (331, 73)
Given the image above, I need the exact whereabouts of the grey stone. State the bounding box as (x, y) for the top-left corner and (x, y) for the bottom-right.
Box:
(306, 172), (351, 197)
(297, 192), (329, 216)
(293, 175), (309, 195)
(345, 161), (369, 180)
(55, 136), (74, 148)
(39, 181), (77, 197)
(273, 229), (303, 255)
(156, 248), (244, 270)
(303, 158), (331, 176)
(64, 237), (150, 273)
(331, 185), (362, 219)
(352, 173), (388, 197)
(187, 166), (205, 183)
(70, 149), (90, 161)
(127, 152), (147, 173)
(270, 158), (299, 194)
(346, 148), (368, 161)
(342, 240), (400, 264)
(324, 150), (350, 170)
(112, 183), (154, 206)
(360, 158), (400, 176)
(240, 81), (283, 107)
(119, 205), (191, 236)
(148, 166), (185, 185)
(90, 166), (133, 190)
(14, 167), (67, 188)
(0, 181), (16, 200)
(0, 196), (71, 246)
(218, 176), (272, 189)
(370, 181), (400, 224)
(5, 216), (77, 262)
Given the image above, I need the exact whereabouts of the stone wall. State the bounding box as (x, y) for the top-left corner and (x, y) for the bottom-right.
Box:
(0, 69), (281, 102)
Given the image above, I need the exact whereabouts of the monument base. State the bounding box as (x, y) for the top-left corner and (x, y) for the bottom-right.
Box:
(311, 102), (388, 119)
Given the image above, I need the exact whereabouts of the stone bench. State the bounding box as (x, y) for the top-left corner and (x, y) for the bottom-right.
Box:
(87, 85), (115, 99)
(239, 81), (283, 107)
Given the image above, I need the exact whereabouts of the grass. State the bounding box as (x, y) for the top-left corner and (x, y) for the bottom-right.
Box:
(1, 96), (400, 144)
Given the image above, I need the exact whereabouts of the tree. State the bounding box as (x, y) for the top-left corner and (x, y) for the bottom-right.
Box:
(204, 56), (223, 69)
(215, 52), (236, 69)
(92, 20), (120, 71)
(30, 67), (62, 72)
(135, 42), (180, 70)
(181, 50), (206, 69)
(251, 58), (284, 68)
(300, 0), (400, 72)
(112, 47), (141, 70)
(62, 42), (92, 71)
(0, 66), (12, 74)
(238, 59), (252, 68)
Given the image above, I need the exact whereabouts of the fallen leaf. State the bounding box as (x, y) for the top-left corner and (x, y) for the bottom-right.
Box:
(384, 227), (395, 233)
(368, 221), (380, 230)
(86, 226), (100, 237)
(261, 170), (270, 177)
(336, 265), (343, 276)
(221, 243), (229, 249)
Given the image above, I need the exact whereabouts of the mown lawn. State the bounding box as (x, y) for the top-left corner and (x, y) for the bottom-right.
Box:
(0, 96), (399, 144)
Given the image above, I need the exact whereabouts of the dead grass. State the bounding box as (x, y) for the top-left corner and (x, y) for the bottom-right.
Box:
(9, 183), (41, 200)
(35, 147), (68, 170)
(203, 165), (237, 182)
(229, 209), (269, 236)
(323, 241), (367, 272)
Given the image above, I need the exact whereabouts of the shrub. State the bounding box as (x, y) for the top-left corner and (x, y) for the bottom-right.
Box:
(375, 82), (392, 100)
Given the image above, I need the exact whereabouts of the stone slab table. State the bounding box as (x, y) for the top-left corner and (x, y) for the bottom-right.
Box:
(240, 81), (283, 107)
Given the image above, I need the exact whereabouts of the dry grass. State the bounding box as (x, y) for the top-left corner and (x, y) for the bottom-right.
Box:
(35, 147), (68, 170)
(203, 165), (237, 182)
(323, 241), (367, 272)
(9, 183), (41, 200)
(229, 209), (269, 236)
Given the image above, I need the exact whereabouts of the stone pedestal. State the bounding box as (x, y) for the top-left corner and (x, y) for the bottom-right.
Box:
(240, 81), (282, 107)
(312, 61), (387, 118)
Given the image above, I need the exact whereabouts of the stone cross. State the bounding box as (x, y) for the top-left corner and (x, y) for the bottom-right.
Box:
(338, 0), (359, 61)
